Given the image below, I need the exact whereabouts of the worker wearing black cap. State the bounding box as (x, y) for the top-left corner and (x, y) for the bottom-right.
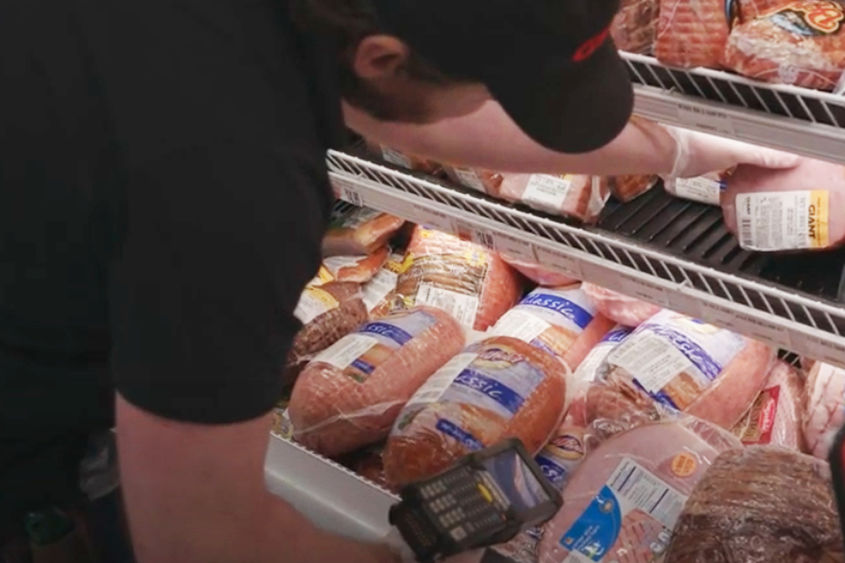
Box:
(0, 0), (795, 562)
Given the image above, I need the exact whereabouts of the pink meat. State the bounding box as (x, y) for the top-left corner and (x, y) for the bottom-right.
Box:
(538, 419), (741, 563)
(803, 362), (845, 459)
(581, 283), (662, 327)
(732, 360), (805, 450)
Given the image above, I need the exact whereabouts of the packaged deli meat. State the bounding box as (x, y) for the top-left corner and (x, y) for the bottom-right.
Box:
(442, 164), (504, 195)
(611, 0), (660, 53)
(496, 173), (610, 223)
(722, 158), (845, 252)
(288, 307), (464, 457)
(663, 171), (728, 205)
(383, 336), (567, 487)
(490, 285), (616, 373)
(655, 0), (736, 68)
(322, 206), (406, 257)
(803, 361), (845, 458)
(664, 447), (844, 562)
(499, 254), (579, 287)
(606, 174), (660, 202)
(586, 310), (774, 437)
(732, 360), (805, 450)
(393, 227), (522, 330)
(538, 418), (742, 563)
(723, 0), (845, 90)
(360, 250), (405, 317)
(321, 246), (389, 284)
(581, 282), (663, 327)
(364, 140), (441, 174)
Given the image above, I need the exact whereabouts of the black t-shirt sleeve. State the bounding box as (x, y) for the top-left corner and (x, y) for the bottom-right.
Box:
(81, 0), (336, 422)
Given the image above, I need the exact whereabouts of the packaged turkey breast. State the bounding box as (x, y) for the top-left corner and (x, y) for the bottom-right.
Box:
(360, 250), (405, 317)
(663, 171), (728, 205)
(586, 310), (774, 438)
(288, 306), (464, 457)
(393, 227), (522, 330)
(722, 157), (845, 252)
(496, 173), (610, 223)
(581, 283), (663, 328)
(723, 0), (845, 90)
(732, 360), (805, 450)
(383, 336), (568, 487)
(665, 447), (844, 562)
(538, 418), (742, 563)
(321, 246), (389, 284)
(499, 254), (579, 287)
(606, 174), (660, 202)
(322, 206), (406, 257)
(364, 140), (441, 175)
(611, 0), (660, 53)
(803, 361), (845, 458)
(655, 0), (737, 68)
(490, 285), (616, 373)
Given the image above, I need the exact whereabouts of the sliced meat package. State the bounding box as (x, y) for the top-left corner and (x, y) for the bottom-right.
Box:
(360, 250), (405, 317)
(322, 206), (406, 257)
(722, 157), (845, 252)
(496, 173), (609, 223)
(664, 447), (844, 562)
(723, 0), (845, 89)
(581, 282), (663, 327)
(612, 0), (660, 53)
(586, 310), (774, 438)
(364, 140), (441, 174)
(442, 164), (504, 195)
(500, 254), (579, 287)
(286, 281), (369, 385)
(663, 171), (729, 205)
(394, 227), (522, 330)
(321, 246), (389, 284)
(803, 361), (845, 458)
(538, 418), (742, 563)
(655, 0), (736, 68)
(606, 174), (660, 202)
(383, 336), (567, 487)
(490, 285), (616, 372)
(288, 306), (464, 457)
(732, 360), (805, 450)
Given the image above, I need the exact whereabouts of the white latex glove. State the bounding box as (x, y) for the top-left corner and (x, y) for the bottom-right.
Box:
(665, 126), (800, 179)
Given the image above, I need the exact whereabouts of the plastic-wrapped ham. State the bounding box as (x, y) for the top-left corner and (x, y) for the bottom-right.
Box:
(722, 157), (845, 252)
(383, 336), (567, 487)
(606, 174), (659, 202)
(322, 206), (405, 257)
(288, 307), (464, 457)
(732, 360), (805, 450)
(586, 310), (774, 438)
(499, 254), (579, 287)
(803, 361), (845, 458)
(496, 173), (609, 223)
(442, 164), (503, 195)
(490, 285), (616, 373)
(581, 282), (662, 327)
(723, 0), (845, 90)
(611, 0), (660, 53)
(664, 447), (844, 562)
(538, 418), (742, 563)
(393, 227), (522, 330)
(321, 246), (389, 284)
(655, 0), (736, 68)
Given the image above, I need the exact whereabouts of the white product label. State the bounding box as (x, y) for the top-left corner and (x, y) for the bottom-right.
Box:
(491, 309), (552, 343)
(522, 175), (573, 213)
(609, 332), (693, 393)
(362, 269), (399, 311)
(312, 333), (378, 370)
(322, 255), (365, 275)
(735, 190), (829, 251)
(667, 176), (723, 205)
(381, 147), (413, 169)
(293, 287), (339, 325)
(416, 283), (479, 328)
(405, 352), (478, 410)
(453, 167), (486, 192)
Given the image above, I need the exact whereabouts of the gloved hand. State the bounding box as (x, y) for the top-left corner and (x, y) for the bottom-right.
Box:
(665, 126), (800, 179)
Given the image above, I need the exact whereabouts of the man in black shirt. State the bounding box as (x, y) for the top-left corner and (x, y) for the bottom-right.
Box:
(0, 0), (796, 561)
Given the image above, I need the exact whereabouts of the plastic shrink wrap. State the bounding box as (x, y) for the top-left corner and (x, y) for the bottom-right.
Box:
(605, 174), (660, 202)
(655, 0), (735, 68)
(538, 417), (742, 562)
(581, 282), (663, 327)
(732, 360), (805, 450)
(490, 284), (616, 373)
(288, 306), (464, 457)
(585, 310), (774, 439)
(496, 173), (609, 223)
(393, 227), (522, 330)
(664, 447), (844, 562)
(611, 0), (660, 53)
(383, 336), (568, 487)
(321, 246), (389, 284)
(803, 361), (845, 458)
(322, 206), (405, 257)
(360, 251), (405, 317)
(442, 164), (504, 195)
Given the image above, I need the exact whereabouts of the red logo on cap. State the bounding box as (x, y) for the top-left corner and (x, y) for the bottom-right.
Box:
(573, 26), (610, 62)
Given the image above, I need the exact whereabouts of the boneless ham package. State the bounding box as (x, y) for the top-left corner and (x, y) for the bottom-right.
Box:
(393, 227), (522, 330)
(288, 306), (464, 457)
(655, 0), (735, 68)
(383, 336), (567, 487)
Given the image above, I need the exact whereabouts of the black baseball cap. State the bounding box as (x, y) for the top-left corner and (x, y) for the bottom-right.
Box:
(370, 0), (633, 153)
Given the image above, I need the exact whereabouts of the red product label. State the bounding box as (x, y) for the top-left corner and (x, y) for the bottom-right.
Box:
(738, 385), (781, 445)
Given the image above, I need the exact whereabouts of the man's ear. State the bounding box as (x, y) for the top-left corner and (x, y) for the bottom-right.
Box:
(352, 35), (409, 79)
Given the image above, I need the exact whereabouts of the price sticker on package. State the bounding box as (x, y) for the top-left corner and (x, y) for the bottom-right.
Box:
(676, 103), (735, 136)
(535, 247), (584, 279)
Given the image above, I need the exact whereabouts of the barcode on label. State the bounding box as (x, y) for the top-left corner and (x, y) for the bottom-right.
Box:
(740, 217), (752, 245)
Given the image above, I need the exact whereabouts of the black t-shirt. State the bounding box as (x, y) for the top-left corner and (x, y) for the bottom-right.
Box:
(0, 0), (343, 516)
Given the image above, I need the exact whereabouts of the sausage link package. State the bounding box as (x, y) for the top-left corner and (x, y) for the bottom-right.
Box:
(586, 310), (774, 438)
(655, 0), (737, 68)
(722, 158), (845, 252)
(383, 336), (567, 487)
(490, 285), (616, 372)
(581, 282), (663, 328)
(803, 361), (845, 458)
(611, 0), (660, 53)
(393, 227), (522, 330)
(321, 246), (390, 284)
(322, 206), (406, 257)
(288, 306), (464, 457)
(723, 0), (845, 90)
(538, 418), (742, 563)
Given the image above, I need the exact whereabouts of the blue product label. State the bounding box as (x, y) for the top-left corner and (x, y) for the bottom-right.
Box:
(602, 326), (631, 344)
(644, 324), (723, 381)
(454, 369), (525, 415)
(559, 485), (622, 560)
(521, 291), (594, 330)
(359, 321), (413, 346)
(435, 418), (483, 450)
(535, 455), (569, 489)
(350, 358), (375, 375)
